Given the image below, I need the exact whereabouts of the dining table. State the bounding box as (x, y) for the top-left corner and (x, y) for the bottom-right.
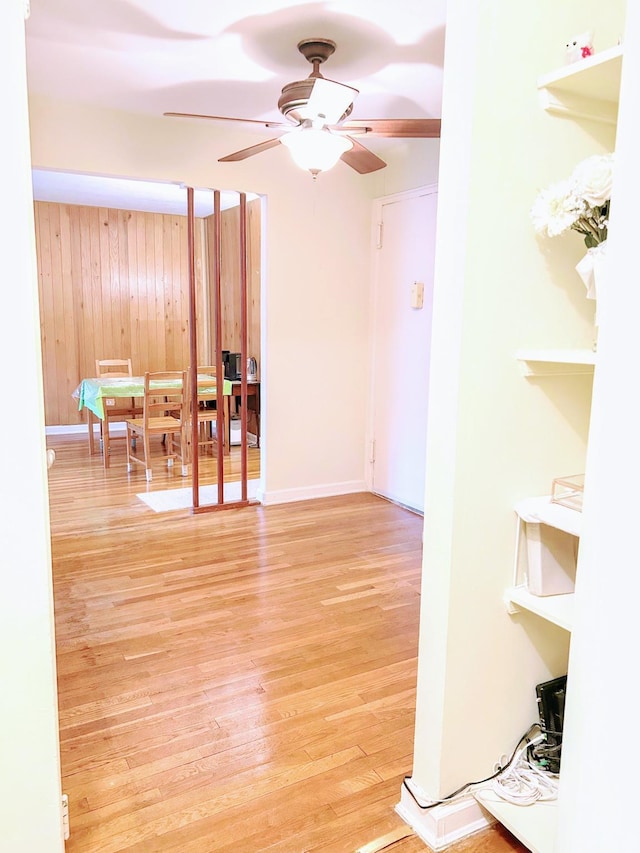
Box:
(72, 374), (232, 469)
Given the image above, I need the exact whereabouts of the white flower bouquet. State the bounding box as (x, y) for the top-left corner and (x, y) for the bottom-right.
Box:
(530, 153), (613, 249)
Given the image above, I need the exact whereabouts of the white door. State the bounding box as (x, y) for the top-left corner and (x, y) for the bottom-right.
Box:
(370, 187), (437, 512)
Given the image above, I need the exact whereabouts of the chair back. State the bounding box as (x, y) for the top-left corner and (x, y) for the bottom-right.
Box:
(142, 371), (187, 427)
(194, 366), (221, 409)
(95, 358), (133, 378)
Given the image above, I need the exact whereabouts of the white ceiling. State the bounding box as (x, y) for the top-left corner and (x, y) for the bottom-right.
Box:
(31, 170), (254, 216)
(25, 0), (446, 211)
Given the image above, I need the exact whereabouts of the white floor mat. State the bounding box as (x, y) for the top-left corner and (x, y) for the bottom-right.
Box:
(137, 479), (260, 512)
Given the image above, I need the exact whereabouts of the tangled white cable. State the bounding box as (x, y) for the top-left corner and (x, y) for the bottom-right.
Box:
(492, 755), (559, 805)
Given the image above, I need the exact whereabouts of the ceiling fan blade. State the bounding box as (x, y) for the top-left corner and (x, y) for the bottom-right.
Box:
(218, 138), (283, 163)
(339, 118), (441, 138)
(164, 112), (290, 129)
(305, 78), (358, 125)
(340, 138), (387, 174)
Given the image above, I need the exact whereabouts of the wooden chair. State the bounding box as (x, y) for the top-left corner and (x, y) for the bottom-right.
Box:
(125, 371), (189, 482)
(94, 358), (142, 457)
(95, 358), (133, 379)
(190, 366), (227, 458)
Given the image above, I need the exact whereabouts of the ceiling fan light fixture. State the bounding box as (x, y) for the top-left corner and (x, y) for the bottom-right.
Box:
(280, 128), (353, 178)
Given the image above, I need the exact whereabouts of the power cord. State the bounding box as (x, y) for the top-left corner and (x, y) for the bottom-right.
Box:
(489, 754), (559, 805)
(402, 723), (550, 810)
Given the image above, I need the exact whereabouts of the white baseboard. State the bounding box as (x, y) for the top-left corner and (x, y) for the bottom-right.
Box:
(395, 780), (493, 851)
(46, 424), (92, 435)
(45, 426), (363, 508)
(48, 424), (254, 440)
(260, 480), (367, 506)
(45, 422), (127, 435)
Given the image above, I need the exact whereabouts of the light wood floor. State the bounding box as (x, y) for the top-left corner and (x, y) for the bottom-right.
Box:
(47, 434), (527, 853)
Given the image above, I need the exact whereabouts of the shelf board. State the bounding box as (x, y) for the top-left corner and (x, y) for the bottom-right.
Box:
(514, 495), (582, 536)
(505, 584), (574, 632)
(515, 349), (596, 376)
(537, 44), (622, 123)
(475, 792), (558, 853)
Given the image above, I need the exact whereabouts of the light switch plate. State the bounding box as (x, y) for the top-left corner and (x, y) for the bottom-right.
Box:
(410, 281), (424, 309)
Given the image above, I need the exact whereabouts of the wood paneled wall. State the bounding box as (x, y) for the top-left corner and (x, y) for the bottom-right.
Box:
(34, 198), (261, 426)
(204, 199), (261, 362)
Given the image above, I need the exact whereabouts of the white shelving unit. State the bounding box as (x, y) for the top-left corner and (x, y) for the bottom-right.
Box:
(537, 44), (622, 124)
(505, 495), (580, 631)
(515, 349), (596, 376)
(505, 584), (574, 632)
(488, 43), (623, 853)
(513, 494), (582, 537)
(475, 794), (558, 853)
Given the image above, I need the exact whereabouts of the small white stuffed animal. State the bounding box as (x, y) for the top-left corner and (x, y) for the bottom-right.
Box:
(566, 32), (594, 64)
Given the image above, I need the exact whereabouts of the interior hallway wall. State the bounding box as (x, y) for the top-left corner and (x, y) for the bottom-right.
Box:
(1, 1), (64, 849)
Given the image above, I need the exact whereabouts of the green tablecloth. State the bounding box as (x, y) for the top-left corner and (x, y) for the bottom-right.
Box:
(73, 375), (232, 419)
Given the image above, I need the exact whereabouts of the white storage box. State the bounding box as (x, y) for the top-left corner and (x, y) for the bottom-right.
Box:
(229, 417), (242, 446)
(525, 522), (578, 596)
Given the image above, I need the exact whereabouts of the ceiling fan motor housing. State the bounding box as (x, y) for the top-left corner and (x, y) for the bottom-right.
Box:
(277, 38), (354, 125)
(277, 79), (314, 121)
(278, 80), (354, 124)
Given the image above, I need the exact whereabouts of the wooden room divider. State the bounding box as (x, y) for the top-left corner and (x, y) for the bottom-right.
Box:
(187, 187), (256, 513)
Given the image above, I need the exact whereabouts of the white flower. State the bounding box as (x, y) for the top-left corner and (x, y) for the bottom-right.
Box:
(531, 152), (614, 248)
(530, 180), (584, 237)
(571, 153), (614, 207)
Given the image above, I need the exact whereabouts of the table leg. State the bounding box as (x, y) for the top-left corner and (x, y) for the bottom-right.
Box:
(87, 410), (96, 456)
(253, 387), (260, 448)
(102, 409), (111, 468)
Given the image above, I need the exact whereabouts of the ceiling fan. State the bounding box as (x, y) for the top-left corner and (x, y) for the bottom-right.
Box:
(164, 38), (441, 178)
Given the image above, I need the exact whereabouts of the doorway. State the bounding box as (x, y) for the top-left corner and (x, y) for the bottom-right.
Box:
(369, 185), (438, 513)
(32, 170), (264, 506)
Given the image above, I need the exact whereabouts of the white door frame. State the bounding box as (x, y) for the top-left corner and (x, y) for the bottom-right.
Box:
(365, 184), (438, 502)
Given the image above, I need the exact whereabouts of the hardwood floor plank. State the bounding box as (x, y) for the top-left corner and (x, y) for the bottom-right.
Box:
(47, 434), (526, 852)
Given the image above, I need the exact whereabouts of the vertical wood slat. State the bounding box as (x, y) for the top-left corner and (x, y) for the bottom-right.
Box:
(126, 213), (140, 376)
(35, 204), (57, 422)
(59, 206), (78, 414)
(214, 191), (225, 507)
(48, 205), (64, 424)
(196, 222), (208, 364)
(99, 208), (113, 366)
(187, 187), (200, 509)
(220, 204), (241, 352)
(247, 198), (261, 368)
(118, 212), (131, 360)
(163, 214), (175, 369)
(140, 211), (150, 370)
(154, 214), (164, 367)
(239, 193), (248, 501)
(69, 204), (85, 401)
(88, 208), (104, 374)
(205, 199), (260, 360)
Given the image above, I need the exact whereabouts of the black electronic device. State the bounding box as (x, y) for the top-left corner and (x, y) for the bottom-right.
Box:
(225, 352), (242, 380)
(531, 674), (567, 773)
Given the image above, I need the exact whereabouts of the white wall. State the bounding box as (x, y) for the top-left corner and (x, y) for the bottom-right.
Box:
(28, 97), (438, 503)
(0, 2), (64, 851)
(556, 1), (639, 846)
(410, 0), (624, 807)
